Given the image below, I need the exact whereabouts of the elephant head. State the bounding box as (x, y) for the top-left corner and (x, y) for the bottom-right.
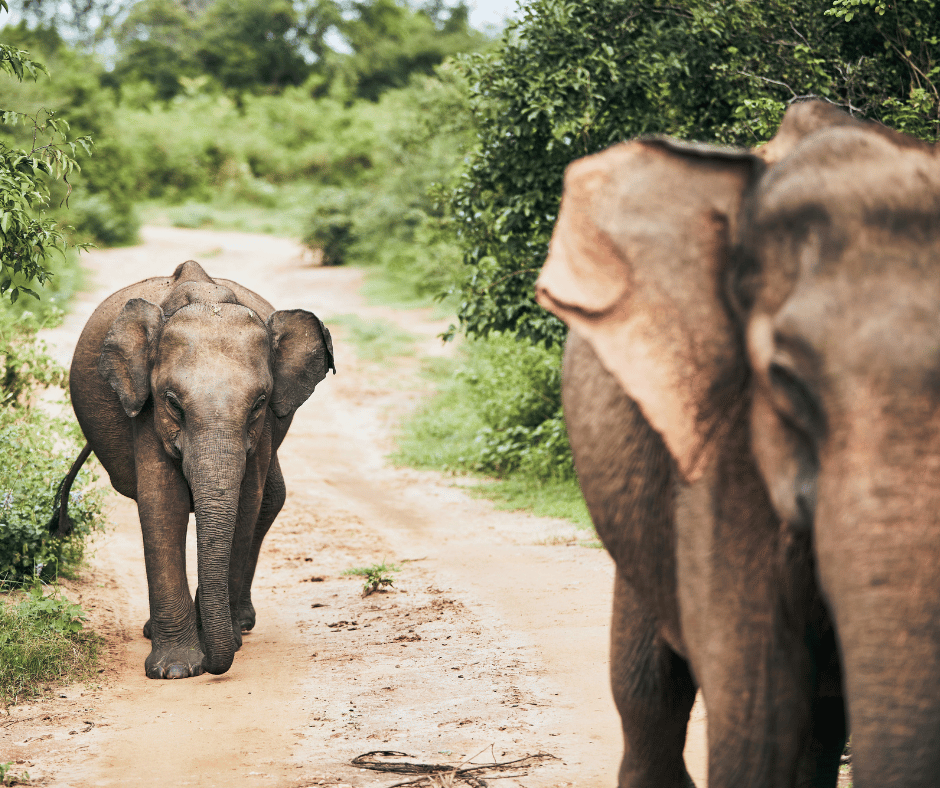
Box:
(97, 277), (334, 675)
(537, 102), (940, 784)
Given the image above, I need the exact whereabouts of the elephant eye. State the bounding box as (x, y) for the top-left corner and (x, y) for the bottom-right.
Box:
(165, 392), (185, 421)
(768, 362), (825, 439)
(250, 395), (267, 418)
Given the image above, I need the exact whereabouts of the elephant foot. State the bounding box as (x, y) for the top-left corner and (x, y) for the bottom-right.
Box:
(145, 643), (205, 679)
(236, 600), (256, 632)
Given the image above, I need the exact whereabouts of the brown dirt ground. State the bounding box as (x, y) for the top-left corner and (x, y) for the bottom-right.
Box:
(1, 226), (707, 787)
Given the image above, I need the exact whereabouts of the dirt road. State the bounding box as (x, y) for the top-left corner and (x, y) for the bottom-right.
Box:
(2, 227), (706, 786)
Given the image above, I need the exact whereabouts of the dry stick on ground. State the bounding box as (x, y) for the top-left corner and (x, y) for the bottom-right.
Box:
(351, 749), (559, 787)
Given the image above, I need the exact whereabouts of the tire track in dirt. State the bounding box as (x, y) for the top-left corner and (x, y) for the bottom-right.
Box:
(2, 227), (706, 786)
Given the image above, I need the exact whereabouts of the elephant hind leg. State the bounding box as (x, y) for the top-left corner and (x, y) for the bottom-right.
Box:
(236, 454), (286, 632)
(611, 570), (698, 788)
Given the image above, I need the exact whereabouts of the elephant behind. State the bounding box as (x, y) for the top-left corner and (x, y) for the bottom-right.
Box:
(53, 260), (334, 679)
(537, 102), (940, 786)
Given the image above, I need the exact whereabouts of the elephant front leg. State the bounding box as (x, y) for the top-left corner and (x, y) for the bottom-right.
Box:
(611, 571), (698, 788)
(135, 432), (204, 679)
(235, 454), (285, 633)
(218, 446), (273, 639)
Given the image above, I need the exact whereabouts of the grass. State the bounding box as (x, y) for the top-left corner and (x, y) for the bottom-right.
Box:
(0, 583), (101, 706)
(359, 268), (454, 312)
(392, 350), (593, 531)
(462, 476), (593, 530)
(329, 313), (418, 363)
(138, 181), (320, 239)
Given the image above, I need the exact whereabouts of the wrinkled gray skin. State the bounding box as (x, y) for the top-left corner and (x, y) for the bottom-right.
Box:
(537, 102), (940, 787)
(60, 260), (334, 679)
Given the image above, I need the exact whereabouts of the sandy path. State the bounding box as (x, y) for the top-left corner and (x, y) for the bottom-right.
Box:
(2, 226), (706, 786)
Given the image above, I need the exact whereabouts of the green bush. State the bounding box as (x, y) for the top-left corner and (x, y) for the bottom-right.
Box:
(395, 333), (574, 481)
(394, 334), (589, 526)
(0, 311), (105, 587)
(0, 413), (104, 585)
(67, 193), (139, 247)
(302, 188), (363, 265)
(113, 89), (379, 201)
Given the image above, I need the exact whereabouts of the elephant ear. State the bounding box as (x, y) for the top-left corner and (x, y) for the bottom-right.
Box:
(536, 138), (761, 482)
(267, 310), (336, 418)
(98, 298), (165, 418)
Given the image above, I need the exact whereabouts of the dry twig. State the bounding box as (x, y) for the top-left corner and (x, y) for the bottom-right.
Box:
(351, 749), (559, 787)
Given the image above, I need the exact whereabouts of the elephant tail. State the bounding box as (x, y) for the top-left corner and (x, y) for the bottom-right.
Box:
(47, 443), (93, 537)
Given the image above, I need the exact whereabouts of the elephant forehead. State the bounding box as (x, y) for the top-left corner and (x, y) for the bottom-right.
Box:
(755, 125), (940, 232)
(159, 304), (271, 365)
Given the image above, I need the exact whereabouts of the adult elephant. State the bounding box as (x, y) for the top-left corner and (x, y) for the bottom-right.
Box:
(52, 260), (334, 679)
(536, 101), (940, 787)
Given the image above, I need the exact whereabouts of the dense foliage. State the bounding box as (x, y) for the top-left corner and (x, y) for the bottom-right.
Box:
(0, 309), (105, 587)
(449, 0), (940, 346)
(2, 16), (109, 587)
(22, 0), (485, 102)
(1, 14), (93, 301)
(1, 22), (138, 247)
(395, 333), (572, 479)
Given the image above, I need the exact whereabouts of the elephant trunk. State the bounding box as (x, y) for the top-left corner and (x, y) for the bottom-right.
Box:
(185, 428), (246, 676)
(816, 473), (940, 787)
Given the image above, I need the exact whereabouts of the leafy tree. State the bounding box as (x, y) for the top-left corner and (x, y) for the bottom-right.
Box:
(296, 0), (344, 65)
(195, 0), (312, 92)
(109, 0), (200, 101)
(826, 0), (939, 140)
(17, 0), (130, 49)
(103, 0), (485, 101)
(332, 0), (484, 101)
(3, 22), (138, 246)
(1, 8), (91, 302)
(448, 0), (940, 346)
(110, 0), (315, 98)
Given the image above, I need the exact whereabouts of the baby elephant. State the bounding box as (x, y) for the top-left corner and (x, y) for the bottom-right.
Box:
(52, 260), (334, 679)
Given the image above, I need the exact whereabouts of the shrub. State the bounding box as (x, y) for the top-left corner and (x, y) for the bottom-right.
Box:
(395, 333), (575, 481)
(0, 413), (104, 585)
(67, 193), (139, 247)
(301, 188), (363, 265)
(0, 311), (105, 587)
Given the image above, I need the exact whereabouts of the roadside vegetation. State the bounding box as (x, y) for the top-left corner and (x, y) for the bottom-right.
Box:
(0, 580), (102, 706)
(1, 18), (107, 705)
(329, 313), (418, 363)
